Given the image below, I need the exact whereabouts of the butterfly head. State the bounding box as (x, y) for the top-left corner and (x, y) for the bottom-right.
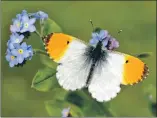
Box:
(122, 54), (149, 85)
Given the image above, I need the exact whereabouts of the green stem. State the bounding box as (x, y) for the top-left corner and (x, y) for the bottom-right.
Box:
(35, 30), (42, 38)
(41, 26), (44, 37)
(33, 49), (48, 56)
(34, 30), (45, 47)
(40, 19), (44, 37)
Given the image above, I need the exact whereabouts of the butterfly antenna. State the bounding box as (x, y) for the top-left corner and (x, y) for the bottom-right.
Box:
(89, 19), (94, 31)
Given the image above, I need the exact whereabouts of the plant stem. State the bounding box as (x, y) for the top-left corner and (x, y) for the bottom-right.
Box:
(40, 19), (44, 37)
(33, 49), (48, 56)
(34, 30), (45, 47)
(35, 30), (42, 38)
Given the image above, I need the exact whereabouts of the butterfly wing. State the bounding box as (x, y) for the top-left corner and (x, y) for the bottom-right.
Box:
(120, 52), (149, 85)
(44, 33), (92, 91)
(88, 51), (149, 102)
(88, 51), (125, 102)
(56, 39), (92, 91)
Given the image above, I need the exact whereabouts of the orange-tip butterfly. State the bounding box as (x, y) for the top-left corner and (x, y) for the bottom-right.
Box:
(42, 27), (149, 102)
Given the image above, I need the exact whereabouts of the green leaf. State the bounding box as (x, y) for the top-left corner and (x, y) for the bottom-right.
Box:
(33, 49), (57, 69)
(43, 18), (63, 36)
(65, 90), (112, 117)
(65, 91), (90, 108)
(31, 67), (59, 92)
(45, 100), (84, 117)
(135, 52), (152, 58)
(51, 88), (68, 101)
(40, 54), (58, 69)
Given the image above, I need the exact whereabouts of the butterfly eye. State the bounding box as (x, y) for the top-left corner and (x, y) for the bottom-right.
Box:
(67, 41), (70, 44)
(126, 60), (129, 63)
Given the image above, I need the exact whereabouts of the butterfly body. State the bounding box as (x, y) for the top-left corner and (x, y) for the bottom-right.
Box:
(84, 41), (108, 86)
(42, 32), (149, 102)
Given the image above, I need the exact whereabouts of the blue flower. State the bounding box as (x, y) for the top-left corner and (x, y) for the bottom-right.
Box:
(89, 38), (99, 46)
(11, 42), (31, 64)
(27, 45), (34, 60)
(7, 40), (14, 49)
(107, 38), (119, 50)
(10, 10), (36, 33)
(102, 34), (111, 47)
(33, 11), (48, 20)
(20, 15), (36, 33)
(89, 29), (119, 50)
(14, 10), (27, 21)
(90, 30), (109, 46)
(5, 49), (18, 67)
(10, 18), (22, 33)
(92, 30), (108, 41)
(61, 107), (71, 117)
(7, 33), (24, 49)
(10, 10), (27, 33)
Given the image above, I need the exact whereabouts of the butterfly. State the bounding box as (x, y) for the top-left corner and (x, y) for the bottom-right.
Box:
(42, 28), (149, 102)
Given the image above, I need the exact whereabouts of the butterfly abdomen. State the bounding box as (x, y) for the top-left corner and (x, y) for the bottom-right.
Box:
(86, 63), (96, 86)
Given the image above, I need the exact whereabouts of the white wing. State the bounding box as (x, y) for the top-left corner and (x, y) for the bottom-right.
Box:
(56, 39), (92, 91)
(88, 51), (125, 102)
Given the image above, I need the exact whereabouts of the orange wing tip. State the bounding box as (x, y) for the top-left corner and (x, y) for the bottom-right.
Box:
(42, 33), (53, 46)
(141, 64), (149, 79)
(42, 34), (54, 61)
(129, 64), (149, 86)
(42, 33), (54, 50)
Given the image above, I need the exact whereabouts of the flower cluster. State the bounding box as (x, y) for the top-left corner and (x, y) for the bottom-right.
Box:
(90, 28), (119, 50)
(6, 10), (48, 67)
(29, 11), (48, 21)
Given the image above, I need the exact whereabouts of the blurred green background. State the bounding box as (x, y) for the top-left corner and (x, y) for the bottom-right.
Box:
(1, 1), (156, 117)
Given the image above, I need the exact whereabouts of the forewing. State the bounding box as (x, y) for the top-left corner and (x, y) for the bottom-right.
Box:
(56, 39), (92, 91)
